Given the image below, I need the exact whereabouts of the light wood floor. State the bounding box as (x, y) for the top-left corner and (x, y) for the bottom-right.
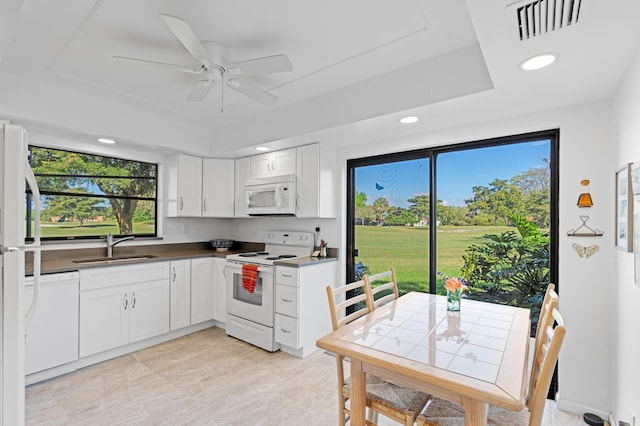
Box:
(26, 327), (586, 425)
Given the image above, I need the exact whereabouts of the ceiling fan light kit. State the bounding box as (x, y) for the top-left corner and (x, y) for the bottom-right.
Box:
(115, 13), (293, 109)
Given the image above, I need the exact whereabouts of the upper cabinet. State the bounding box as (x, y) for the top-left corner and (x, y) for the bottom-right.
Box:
(250, 148), (296, 178)
(234, 157), (250, 217)
(202, 159), (234, 217)
(167, 154), (202, 217)
(167, 154), (234, 217)
(295, 143), (336, 218)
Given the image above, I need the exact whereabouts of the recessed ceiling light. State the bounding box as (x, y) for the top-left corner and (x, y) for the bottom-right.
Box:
(255, 146), (269, 151)
(399, 116), (419, 124)
(520, 54), (556, 71)
(97, 138), (116, 144)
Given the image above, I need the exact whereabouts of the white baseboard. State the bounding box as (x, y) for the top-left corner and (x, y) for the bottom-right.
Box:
(556, 392), (610, 421)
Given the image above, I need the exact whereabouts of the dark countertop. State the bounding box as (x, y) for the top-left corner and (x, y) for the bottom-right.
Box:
(26, 241), (262, 275)
(26, 241), (338, 275)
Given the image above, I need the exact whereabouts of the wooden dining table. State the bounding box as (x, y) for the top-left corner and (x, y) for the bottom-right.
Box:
(316, 291), (531, 426)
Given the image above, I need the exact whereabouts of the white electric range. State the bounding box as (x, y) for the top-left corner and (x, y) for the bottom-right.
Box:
(225, 231), (315, 351)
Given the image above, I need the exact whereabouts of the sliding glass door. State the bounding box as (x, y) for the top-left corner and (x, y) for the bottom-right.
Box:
(347, 130), (558, 331)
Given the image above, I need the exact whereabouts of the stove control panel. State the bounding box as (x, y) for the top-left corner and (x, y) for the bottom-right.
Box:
(265, 231), (314, 247)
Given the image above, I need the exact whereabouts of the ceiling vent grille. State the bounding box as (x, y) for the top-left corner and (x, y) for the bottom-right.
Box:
(516, 0), (582, 40)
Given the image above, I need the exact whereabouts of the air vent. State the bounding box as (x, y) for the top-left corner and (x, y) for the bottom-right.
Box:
(516, 0), (582, 40)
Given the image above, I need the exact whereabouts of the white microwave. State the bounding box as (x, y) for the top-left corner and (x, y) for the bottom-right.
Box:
(245, 175), (296, 216)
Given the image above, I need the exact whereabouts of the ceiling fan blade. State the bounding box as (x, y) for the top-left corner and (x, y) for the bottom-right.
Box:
(113, 56), (202, 74)
(186, 80), (215, 102)
(227, 54), (293, 76)
(227, 78), (278, 105)
(160, 14), (209, 65)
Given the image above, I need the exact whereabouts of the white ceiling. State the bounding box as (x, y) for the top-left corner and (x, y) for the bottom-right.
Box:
(1, 0), (639, 157)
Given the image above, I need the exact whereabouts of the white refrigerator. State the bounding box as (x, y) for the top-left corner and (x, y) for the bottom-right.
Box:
(0, 122), (41, 425)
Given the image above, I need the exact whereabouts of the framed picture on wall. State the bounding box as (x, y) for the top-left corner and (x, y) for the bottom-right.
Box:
(615, 163), (633, 252)
(635, 213), (640, 285)
(632, 163), (640, 285)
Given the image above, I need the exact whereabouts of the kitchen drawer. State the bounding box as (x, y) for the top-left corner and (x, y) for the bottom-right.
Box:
(275, 314), (299, 348)
(275, 266), (297, 286)
(275, 284), (299, 317)
(80, 261), (170, 291)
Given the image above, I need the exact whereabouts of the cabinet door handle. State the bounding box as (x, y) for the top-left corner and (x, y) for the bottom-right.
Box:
(282, 274), (292, 278)
(172, 267), (176, 283)
(203, 198), (206, 212)
(296, 194), (299, 211)
(179, 196), (184, 211)
(280, 328), (292, 334)
(131, 292), (136, 309)
(123, 293), (128, 310)
(281, 298), (293, 303)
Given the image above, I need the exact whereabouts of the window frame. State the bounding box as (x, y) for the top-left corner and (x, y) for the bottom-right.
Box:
(26, 145), (159, 241)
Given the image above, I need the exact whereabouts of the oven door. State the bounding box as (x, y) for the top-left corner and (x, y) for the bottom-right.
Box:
(225, 261), (274, 327)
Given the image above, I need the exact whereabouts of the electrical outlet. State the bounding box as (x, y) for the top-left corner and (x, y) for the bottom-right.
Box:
(183, 223), (191, 235)
(315, 226), (320, 232)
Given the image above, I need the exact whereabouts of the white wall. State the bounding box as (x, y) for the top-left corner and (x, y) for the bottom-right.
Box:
(332, 100), (615, 417)
(611, 49), (640, 425)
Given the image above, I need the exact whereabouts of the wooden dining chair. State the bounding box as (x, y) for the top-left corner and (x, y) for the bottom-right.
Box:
(415, 306), (566, 426)
(326, 281), (431, 426)
(363, 267), (400, 309)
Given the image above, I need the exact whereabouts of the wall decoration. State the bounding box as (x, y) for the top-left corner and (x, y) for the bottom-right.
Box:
(577, 179), (594, 207)
(572, 243), (599, 258)
(615, 163), (633, 252)
(635, 213), (640, 285)
(632, 164), (640, 285)
(566, 215), (603, 237)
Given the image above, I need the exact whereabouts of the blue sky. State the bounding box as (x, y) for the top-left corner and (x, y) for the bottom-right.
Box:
(355, 140), (550, 207)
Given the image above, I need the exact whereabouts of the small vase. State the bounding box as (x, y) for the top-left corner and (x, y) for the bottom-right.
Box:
(446, 288), (461, 311)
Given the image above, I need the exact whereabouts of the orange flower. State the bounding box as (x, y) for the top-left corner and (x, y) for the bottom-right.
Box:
(444, 278), (463, 292)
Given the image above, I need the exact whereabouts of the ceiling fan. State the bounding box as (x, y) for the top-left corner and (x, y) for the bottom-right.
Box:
(115, 14), (293, 107)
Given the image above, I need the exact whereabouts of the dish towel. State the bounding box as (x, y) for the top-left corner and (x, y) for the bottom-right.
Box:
(242, 264), (258, 294)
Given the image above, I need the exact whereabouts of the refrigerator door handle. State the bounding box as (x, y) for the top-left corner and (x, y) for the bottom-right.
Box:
(24, 148), (42, 332)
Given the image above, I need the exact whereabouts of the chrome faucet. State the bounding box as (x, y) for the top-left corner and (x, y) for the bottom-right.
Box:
(107, 233), (135, 258)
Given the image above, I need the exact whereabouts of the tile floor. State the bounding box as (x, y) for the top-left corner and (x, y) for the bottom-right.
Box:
(26, 327), (586, 425)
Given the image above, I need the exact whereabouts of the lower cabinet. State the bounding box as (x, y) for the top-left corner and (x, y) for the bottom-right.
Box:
(274, 262), (335, 357)
(191, 257), (215, 324)
(212, 257), (227, 323)
(79, 262), (170, 358)
(170, 259), (191, 330)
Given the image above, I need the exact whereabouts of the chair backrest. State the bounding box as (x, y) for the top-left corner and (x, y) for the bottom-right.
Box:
(326, 280), (373, 331)
(527, 307), (566, 426)
(363, 267), (400, 309)
(534, 284), (558, 346)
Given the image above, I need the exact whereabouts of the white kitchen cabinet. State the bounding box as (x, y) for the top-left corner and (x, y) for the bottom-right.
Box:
(168, 154), (235, 217)
(167, 154), (203, 217)
(295, 143), (337, 218)
(191, 257), (215, 324)
(170, 260), (191, 330)
(79, 262), (170, 357)
(234, 156), (250, 217)
(202, 158), (234, 217)
(250, 148), (296, 178)
(274, 262), (335, 357)
(212, 257), (227, 323)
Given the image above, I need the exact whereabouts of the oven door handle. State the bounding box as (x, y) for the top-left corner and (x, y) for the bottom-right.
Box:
(225, 262), (273, 275)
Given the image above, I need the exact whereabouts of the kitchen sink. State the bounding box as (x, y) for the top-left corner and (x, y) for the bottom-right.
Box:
(72, 255), (158, 265)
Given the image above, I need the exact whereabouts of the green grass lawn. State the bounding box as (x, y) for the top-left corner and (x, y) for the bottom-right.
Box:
(35, 221), (155, 238)
(355, 225), (514, 295)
